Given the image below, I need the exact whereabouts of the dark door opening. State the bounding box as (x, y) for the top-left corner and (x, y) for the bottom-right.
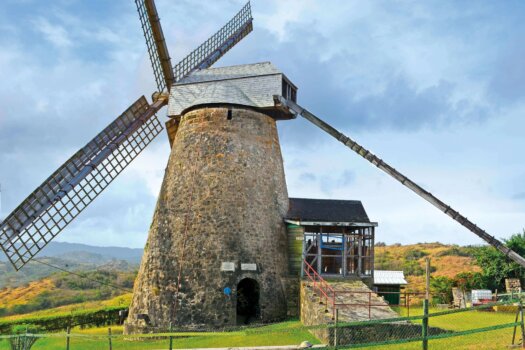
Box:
(236, 278), (260, 325)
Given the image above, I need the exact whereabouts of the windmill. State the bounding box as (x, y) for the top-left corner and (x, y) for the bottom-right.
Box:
(1, 0), (525, 332)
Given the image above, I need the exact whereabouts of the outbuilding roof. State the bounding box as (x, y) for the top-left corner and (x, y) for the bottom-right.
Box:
(286, 198), (374, 225)
(374, 270), (408, 285)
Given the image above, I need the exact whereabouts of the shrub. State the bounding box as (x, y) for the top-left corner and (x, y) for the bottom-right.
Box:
(404, 249), (428, 260)
(0, 306), (127, 334)
(430, 276), (454, 304)
(436, 246), (473, 257)
(8, 324), (42, 350)
(453, 272), (487, 290)
(403, 260), (424, 276)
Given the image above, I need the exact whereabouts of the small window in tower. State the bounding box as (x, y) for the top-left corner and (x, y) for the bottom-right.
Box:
(227, 109), (233, 120)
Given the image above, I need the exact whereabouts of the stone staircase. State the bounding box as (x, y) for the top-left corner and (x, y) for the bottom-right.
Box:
(301, 280), (398, 325)
(329, 281), (399, 322)
(300, 280), (449, 346)
(300, 280), (400, 345)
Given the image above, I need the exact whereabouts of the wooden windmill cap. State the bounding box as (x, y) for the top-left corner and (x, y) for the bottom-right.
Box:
(167, 62), (298, 120)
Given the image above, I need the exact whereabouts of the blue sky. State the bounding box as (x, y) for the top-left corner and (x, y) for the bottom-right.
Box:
(0, 0), (524, 248)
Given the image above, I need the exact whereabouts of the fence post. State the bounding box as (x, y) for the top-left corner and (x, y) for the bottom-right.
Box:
(108, 327), (112, 350)
(368, 292), (371, 320)
(66, 325), (71, 350)
(169, 322), (174, 350)
(422, 299), (429, 350)
(520, 301), (525, 349)
(422, 258), (430, 350)
(407, 293), (410, 317)
(334, 308), (339, 349)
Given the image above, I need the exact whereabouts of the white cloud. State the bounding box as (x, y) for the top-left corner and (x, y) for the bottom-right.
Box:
(33, 17), (72, 48)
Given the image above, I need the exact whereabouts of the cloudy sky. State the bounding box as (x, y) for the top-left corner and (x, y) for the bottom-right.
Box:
(1, 0), (524, 249)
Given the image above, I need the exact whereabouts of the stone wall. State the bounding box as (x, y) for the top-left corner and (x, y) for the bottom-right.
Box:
(125, 107), (290, 333)
(300, 281), (334, 343)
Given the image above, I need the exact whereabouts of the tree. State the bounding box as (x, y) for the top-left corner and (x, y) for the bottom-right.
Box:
(453, 271), (487, 290)
(430, 276), (454, 304)
(474, 230), (525, 290)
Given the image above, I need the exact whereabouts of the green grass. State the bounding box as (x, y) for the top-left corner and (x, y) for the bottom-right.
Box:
(0, 308), (519, 349)
(360, 308), (519, 350)
(0, 321), (320, 349)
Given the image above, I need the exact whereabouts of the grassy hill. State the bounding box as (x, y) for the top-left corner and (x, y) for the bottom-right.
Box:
(375, 242), (481, 291)
(0, 267), (135, 317)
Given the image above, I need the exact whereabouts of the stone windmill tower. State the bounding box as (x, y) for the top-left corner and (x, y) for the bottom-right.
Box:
(125, 62), (298, 331)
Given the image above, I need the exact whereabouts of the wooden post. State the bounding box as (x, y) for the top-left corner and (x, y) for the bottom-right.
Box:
(357, 232), (363, 277)
(318, 229), (323, 275)
(368, 292), (372, 320)
(334, 308), (339, 348)
(169, 322), (174, 350)
(520, 300), (525, 349)
(512, 305), (520, 345)
(66, 326), (71, 350)
(422, 258), (430, 350)
(407, 293), (410, 317)
(108, 327), (112, 350)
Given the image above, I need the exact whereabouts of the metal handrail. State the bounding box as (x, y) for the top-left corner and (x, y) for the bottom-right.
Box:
(303, 260), (336, 319)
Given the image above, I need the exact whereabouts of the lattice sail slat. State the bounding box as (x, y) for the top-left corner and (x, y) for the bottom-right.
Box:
(173, 2), (253, 82)
(136, 0), (175, 92)
(0, 97), (164, 269)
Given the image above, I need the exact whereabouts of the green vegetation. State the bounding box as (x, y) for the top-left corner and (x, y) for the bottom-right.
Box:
(0, 305), (126, 334)
(367, 308), (517, 350)
(0, 270), (135, 317)
(0, 322), (320, 349)
(473, 231), (525, 290)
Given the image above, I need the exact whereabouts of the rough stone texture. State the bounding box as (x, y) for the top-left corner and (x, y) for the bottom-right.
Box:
(282, 277), (300, 317)
(124, 107), (290, 333)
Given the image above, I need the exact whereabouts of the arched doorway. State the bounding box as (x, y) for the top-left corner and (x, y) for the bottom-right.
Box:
(236, 278), (260, 325)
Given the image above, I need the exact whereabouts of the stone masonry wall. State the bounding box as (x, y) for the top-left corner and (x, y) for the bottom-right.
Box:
(124, 107), (290, 333)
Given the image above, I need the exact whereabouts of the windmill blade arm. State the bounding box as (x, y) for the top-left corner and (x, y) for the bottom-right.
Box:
(273, 95), (525, 268)
(0, 96), (167, 270)
(136, 0), (175, 92)
(173, 2), (253, 82)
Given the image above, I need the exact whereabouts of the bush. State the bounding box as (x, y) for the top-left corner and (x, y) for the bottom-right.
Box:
(8, 324), (42, 350)
(403, 260), (424, 276)
(431, 276), (454, 304)
(436, 246), (473, 257)
(453, 271), (487, 290)
(0, 306), (127, 334)
(404, 249), (428, 260)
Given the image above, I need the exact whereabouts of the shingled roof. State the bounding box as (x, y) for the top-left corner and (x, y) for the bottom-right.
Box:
(168, 62), (296, 118)
(286, 198), (372, 224)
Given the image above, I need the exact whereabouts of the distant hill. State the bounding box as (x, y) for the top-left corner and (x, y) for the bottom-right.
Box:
(0, 241), (143, 264)
(374, 242), (481, 291)
(0, 242), (143, 288)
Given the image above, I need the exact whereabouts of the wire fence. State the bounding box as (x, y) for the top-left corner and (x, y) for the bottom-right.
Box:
(0, 300), (524, 350)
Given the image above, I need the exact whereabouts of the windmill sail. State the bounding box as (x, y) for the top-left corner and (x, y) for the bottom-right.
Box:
(173, 2), (253, 82)
(136, 0), (175, 92)
(0, 97), (166, 270)
(274, 95), (525, 268)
